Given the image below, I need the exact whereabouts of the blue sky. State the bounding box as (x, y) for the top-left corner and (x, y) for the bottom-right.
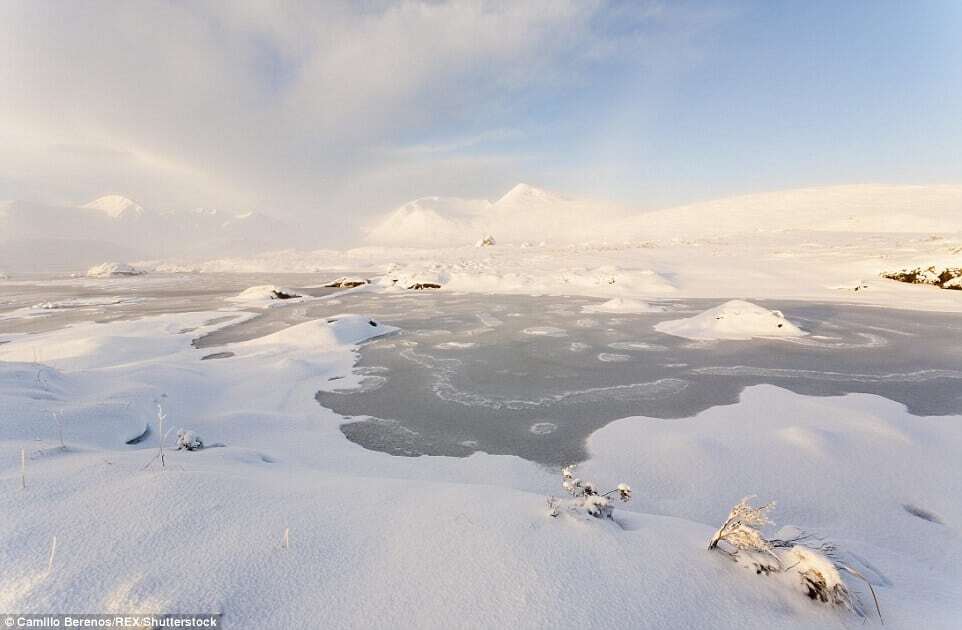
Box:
(465, 1), (962, 207)
(1, 1), (960, 237)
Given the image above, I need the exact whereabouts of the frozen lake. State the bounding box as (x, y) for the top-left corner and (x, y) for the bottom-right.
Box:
(312, 292), (962, 464)
(3, 274), (962, 466)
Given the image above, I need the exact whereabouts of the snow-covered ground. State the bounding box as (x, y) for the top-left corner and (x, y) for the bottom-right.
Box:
(2, 183), (962, 627)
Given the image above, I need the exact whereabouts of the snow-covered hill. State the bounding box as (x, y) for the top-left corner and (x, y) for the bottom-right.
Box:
(365, 183), (962, 247)
(365, 196), (493, 247)
(625, 184), (962, 240)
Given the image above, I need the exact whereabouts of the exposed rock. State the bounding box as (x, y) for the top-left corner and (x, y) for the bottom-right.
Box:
(323, 276), (370, 288)
(881, 266), (962, 290)
(407, 282), (442, 290)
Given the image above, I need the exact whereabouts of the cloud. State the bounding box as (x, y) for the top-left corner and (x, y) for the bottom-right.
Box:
(0, 0), (711, 244)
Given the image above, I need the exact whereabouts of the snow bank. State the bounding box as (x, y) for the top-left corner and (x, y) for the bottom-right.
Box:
(655, 300), (805, 340)
(228, 285), (301, 303)
(381, 263), (447, 290)
(85, 262), (146, 278)
(33, 297), (133, 310)
(582, 297), (666, 314)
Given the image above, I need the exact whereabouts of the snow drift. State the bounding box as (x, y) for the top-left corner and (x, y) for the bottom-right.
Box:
(655, 300), (805, 340)
(229, 285), (301, 303)
(582, 297), (666, 314)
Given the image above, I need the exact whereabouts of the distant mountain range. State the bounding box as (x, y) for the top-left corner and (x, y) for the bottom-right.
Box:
(364, 183), (962, 247)
(0, 195), (289, 271)
(365, 183), (628, 247)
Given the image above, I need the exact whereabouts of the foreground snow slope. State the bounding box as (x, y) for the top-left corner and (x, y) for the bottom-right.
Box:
(2, 302), (960, 627)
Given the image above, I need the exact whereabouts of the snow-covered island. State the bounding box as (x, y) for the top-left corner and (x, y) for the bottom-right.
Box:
(85, 262), (147, 278)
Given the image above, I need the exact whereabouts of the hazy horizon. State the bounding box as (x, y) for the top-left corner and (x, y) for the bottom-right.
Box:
(3, 1), (962, 245)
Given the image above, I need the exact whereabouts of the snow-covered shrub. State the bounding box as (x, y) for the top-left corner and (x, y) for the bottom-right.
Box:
(707, 496), (779, 569)
(782, 546), (858, 611)
(176, 429), (204, 451)
(548, 465), (631, 520)
(708, 498), (883, 621)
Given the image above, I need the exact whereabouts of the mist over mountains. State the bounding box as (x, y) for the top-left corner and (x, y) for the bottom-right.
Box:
(0, 195), (289, 271)
(4, 183), (962, 272)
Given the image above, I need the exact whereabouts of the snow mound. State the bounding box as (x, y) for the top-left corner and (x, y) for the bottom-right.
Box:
(655, 300), (805, 340)
(82, 195), (145, 219)
(229, 285), (301, 303)
(582, 297), (666, 314)
(241, 315), (395, 350)
(86, 262), (146, 278)
(382, 263), (446, 290)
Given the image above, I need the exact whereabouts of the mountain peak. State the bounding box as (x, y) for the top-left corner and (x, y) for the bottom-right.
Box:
(82, 195), (145, 219)
(495, 183), (561, 206)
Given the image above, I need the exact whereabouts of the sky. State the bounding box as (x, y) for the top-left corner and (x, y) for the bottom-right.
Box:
(2, 0), (961, 243)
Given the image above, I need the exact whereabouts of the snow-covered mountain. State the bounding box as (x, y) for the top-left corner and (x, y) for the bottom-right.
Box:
(365, 183), (962, 247)
(364, 196), (492, 246)
(365, 183), (628, 247)
(82, 194), (145, 219)
(0, 195), (289, 271)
